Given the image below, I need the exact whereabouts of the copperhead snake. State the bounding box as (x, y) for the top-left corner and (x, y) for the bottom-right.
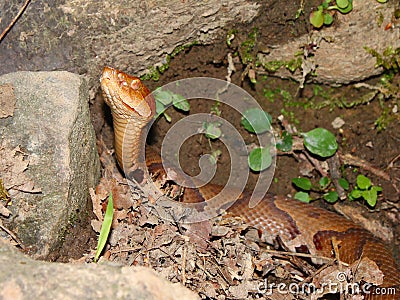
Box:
(100, 66), (399, 299)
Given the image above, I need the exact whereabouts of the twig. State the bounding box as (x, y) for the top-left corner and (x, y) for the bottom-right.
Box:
(261, 248), (337, 264)
(0, 219), (25, 249)
(0, 0), (32, 43)
(339, 153), (391, 182)
(181, 236), (189, 285)
(327, 155), (346, 200)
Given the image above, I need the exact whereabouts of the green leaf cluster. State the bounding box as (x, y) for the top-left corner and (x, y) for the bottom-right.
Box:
(310, 0), (353, 28)
(153, 88), (190, 122)
(292, 176), (339, 203)
(203, 121), (222, 139)
(349, 174), (382, 207)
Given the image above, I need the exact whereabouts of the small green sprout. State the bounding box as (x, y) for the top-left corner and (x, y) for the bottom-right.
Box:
(292, 176), (339, 203)
(153, 88), (190, 122)
(276, 131), (293, 152)
(310, 0), (353, 29)
(349, 174), (382, 207)
(203, 121), (222, 139)
(94, 193), (114, 263)
(208, 149), (222, 165)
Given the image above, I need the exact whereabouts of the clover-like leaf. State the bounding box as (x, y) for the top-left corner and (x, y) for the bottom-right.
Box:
(339, 177), (349, 190)
(241, 108), (272, 134)
(292, 177), (312, 191)
(276, 131), (292, 152)
(310, 7), (324, 28)
(172, 93), (190, 112)
(356, 174), (371, 190)
(324, 191), (339, 203)
(302, 128), (338, 158)
(204, 122), (222, 139)
(248, 147), (272, 172)
(336, 0), (349, 9)
(295, 191), (311, 203)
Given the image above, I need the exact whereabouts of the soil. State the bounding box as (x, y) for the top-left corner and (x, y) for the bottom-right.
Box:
(50, 0), (399, 298)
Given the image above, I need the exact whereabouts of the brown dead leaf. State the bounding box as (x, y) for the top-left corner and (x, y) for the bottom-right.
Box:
(352, 257), (384, 286)
(229, 281), (253, 299)
(89, 187), (104, 221)
(184, 220), (212, 252)
(0, 84), (16, 118)
(0, 201), (11, 217)
(0, 143), (41, 198)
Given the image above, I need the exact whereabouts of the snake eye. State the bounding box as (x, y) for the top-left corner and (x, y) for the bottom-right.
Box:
(130, 78), (141, 90)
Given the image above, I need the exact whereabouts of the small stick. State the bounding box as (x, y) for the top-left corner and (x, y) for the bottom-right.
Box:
(339, 153), (391, 181)
(0, 219), (25, 249)
(0, 0), (32, 42)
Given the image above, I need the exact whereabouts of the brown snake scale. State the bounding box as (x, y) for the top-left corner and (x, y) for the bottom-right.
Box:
(100, 66), (399, 299)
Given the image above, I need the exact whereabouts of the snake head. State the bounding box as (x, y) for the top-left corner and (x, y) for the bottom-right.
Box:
(100, 66), (156, 119)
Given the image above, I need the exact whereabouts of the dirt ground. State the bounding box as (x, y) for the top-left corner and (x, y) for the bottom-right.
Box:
(51, 1), (400, 299)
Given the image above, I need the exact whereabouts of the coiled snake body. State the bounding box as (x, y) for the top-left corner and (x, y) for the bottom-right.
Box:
(100, 66), (399, 299)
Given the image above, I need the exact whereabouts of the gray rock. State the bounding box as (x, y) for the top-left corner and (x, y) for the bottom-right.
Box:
(0, 0), (260, 89)
(258, 0), (400, 84)
(0, 241), (199, 300)
(0, 71), (100, 258)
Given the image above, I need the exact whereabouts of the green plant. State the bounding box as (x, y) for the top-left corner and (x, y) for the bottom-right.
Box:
(241, 108), (272, 134)
(241, 108), (274, 172)
(239, 27), (258, 64)
(153, 88), (190, 122)
(282, 128), (341, 203)
(202, 121), (222, 139)
(94, 193), (114, 263)
(310, 0), (353, 28)
(248, 147), (272, 172)
(292, 176), (340, 203)
(276, 131), (293, 152)
(302, 128), (338, 158)
(365, 46), (400, 73)
(349, 174), (382, 207)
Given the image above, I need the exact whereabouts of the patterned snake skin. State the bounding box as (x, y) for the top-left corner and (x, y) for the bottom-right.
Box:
(100, 66), (399, 299)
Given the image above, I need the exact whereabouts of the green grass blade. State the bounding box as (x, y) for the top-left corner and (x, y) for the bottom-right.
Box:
(94, 192), (114, 262)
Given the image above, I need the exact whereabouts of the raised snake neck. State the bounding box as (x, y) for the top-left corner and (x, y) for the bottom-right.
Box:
(100, 66), (399, 299)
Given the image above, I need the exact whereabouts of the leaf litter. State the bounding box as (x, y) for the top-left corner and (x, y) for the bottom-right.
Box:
(88, 138), (369, 299)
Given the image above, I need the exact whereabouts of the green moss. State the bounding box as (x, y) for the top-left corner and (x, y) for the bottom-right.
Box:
(240, 27), (258, 64)
(171, 41), (199, 58)
(263, 60), (284, 72)
(285, 58), (303, 73)
(141, 66), (160, 81)
(226, 29), (238, 46)
(365, 46), (400, 72)
(141, 42), (198, 81)
(262, 57), (302, 73)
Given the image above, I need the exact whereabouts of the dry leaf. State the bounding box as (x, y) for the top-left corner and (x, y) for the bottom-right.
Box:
(0, 143), (41, 197)
(0, 202), (11, 217)
(0, 84), (16, 118)
(352, 257), (384, 286)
